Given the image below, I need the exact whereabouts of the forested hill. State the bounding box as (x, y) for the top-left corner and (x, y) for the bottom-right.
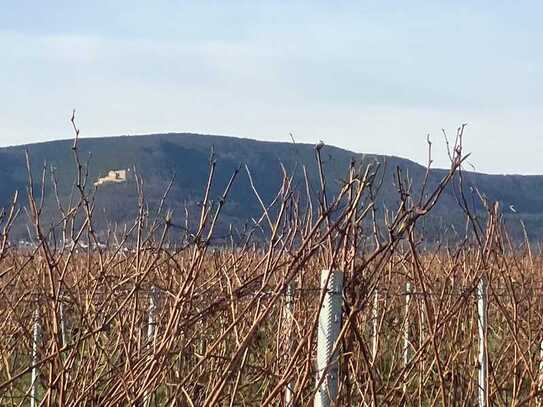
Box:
(1, 133), (542, 242)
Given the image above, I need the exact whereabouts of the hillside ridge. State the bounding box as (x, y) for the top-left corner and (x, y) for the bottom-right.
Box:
(1, 132), (542, 241)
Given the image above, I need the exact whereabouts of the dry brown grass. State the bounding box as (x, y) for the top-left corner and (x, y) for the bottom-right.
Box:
(2, 122), (542, 406)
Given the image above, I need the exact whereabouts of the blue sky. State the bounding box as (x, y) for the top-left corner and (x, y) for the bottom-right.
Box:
(1, 1), (542, 174)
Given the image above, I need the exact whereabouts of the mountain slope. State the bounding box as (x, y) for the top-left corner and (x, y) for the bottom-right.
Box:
(0, 133), (541, 242)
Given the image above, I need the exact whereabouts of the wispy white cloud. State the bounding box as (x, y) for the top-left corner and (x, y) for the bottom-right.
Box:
(0, 2), (542, 174)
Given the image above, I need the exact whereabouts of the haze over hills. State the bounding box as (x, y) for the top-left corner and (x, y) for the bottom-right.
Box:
(1, 133), (542, 242)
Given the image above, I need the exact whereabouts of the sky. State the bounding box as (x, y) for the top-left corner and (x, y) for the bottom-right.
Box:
(1, 1), (542, 174)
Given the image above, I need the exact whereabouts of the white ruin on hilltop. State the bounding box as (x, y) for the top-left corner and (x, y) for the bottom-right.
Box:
(94, 169), (129, 186)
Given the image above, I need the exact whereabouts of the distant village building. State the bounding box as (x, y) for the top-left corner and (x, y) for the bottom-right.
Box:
(94, 169), (129, 186)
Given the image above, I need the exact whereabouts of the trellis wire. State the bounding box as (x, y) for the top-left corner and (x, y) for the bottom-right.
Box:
(19, 277), (537, 406)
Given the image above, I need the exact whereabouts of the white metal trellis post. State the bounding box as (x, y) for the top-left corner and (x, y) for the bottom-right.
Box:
(477, 277), (488, 407)
(315, 270), (344, 407)
(59, 300), (67, 347)
(284, 284), (295, 406)
(30, 307), (41, 407)
(371, 288), (379, 364)
(403, 282), (412, 394)
(403, 282), (412, 367)
(144, 287), (158, 407)
(539, 334), (543, 405)
(147, 286), (158, 346)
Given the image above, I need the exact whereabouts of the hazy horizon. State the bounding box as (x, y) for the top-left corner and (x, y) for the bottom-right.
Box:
(2, 2), (542, 175)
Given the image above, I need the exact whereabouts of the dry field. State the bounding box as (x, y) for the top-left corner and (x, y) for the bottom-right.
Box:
(1, 125), (543, 406)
